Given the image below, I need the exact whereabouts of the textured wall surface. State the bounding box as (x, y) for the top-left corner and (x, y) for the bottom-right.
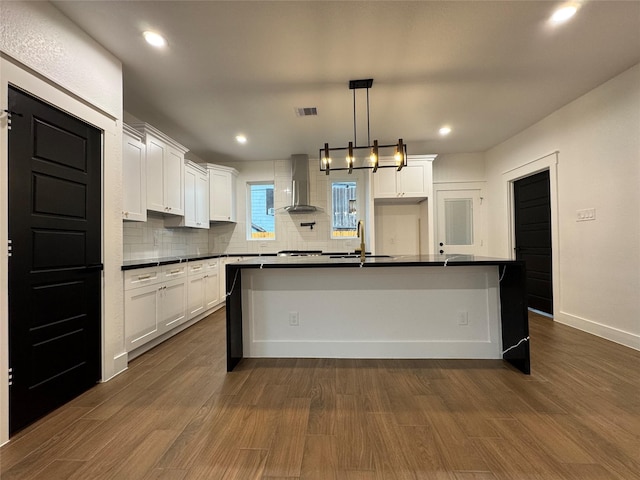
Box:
(0, 1), (122, 118)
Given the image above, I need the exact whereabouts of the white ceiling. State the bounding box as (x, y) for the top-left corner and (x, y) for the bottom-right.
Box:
(52, 1), (640, 163)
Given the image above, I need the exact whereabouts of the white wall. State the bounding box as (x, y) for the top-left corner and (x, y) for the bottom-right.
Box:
(0, 0), (124, 444)
(485, 63), (640, 350)
(433, 153), (486, 184)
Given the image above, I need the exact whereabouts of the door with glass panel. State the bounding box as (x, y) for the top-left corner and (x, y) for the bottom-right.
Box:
(436, 189), (482, 255)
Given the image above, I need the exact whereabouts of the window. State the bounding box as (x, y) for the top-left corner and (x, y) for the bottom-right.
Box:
(444, 198), (473, 245)
(248, 182), (275, 239)
(331, 181), (358, 238)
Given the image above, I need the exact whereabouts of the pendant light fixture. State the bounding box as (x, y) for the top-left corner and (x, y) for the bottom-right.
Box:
(320, 79), (407, 175)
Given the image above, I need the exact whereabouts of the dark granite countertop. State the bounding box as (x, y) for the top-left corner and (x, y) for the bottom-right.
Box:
(121, 251), (373, 270)
(226, 254), (522, 269)
(123, 253), (521, 271)
(121, 253), (274, 271)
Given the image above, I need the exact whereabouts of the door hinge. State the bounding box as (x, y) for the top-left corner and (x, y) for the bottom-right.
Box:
(7, 239), (12, 258)
(8, 367), (13, 386)
(2, 110), (23, 131)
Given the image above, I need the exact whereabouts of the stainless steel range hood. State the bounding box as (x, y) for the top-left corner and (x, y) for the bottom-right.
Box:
(284, 154), (323, 213)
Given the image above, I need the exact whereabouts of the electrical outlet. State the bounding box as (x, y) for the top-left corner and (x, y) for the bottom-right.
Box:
(457, 311), (469, 326)
(289, 311), (299, 326)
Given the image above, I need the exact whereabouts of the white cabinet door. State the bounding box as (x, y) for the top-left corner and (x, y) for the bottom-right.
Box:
(122, 126), (147, 221)
(210, 168), (232, 221)
(206, 164), (238, 222)
(124, 283), (160, 350)
(187, 272), (206, 320)
(373, 168), (398, 198)
(204, 273), (220, 310)
(204, 259), (220, 309)
(195, 169), (210, 227)
(183, 165), (197, 227)
(164, 146), (185, 216)
(132, 123), (187, 215)
(161, 277), (187, 330)
(146, 136), (166, 212)
(399, 163), (428, 197)
(165, 162), (209, 229)
(373, 158), (433, 199)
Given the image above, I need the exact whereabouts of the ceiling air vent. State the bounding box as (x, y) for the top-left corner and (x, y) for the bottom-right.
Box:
(295, 107), (318, 117)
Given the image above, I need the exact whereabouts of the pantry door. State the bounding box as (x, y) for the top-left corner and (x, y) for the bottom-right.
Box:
(8, 86), (102, 434)
(436, 189), (483, 256)
(514, 170), (553, 314)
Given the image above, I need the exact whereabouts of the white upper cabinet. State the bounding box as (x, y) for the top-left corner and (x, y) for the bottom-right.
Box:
(122, 124), (147, 221)
(373, 156), (436, 200)
(130, 123), (187, 216)
(204, 164), (239, 222)
(166, 161), (209, 229)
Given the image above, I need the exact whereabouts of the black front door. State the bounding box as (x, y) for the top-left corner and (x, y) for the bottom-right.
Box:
(514, 170), (553, 314)
(8, 86), (102, 435)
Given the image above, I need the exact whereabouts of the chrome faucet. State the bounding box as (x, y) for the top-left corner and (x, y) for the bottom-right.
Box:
(357, 220), (366, 262)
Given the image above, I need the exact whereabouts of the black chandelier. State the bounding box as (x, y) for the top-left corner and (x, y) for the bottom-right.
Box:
(320, 78), (407, 175)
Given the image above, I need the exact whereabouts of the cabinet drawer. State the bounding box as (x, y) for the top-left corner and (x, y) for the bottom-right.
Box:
(187, 261), (206, 277)
(124, 266), (161, 290)
(162, 264), (187, 280)
(205, 258), (219, 271)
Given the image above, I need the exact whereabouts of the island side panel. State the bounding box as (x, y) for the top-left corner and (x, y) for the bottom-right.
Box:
(498, 262), (530, 374)
(226, 263), (244, 371)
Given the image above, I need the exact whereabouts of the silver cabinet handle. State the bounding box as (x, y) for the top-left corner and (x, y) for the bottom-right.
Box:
(138, 274), (151, 280)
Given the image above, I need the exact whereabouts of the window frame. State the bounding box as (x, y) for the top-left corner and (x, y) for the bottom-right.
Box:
(246, 181), (276, 241)
(329, 174), (364, 240)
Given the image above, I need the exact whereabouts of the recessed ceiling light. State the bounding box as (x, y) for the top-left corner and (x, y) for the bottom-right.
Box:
(143, 31), (167, 48)
(235, 135), (247, 144)
(439, 126), (452, 136)
(550, 4), (578, 24)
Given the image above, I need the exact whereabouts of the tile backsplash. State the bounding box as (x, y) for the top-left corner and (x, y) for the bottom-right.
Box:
(123, 212), (209, 260)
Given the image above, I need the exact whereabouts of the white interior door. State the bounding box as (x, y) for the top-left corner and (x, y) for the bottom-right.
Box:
(436, 189), (482, 256)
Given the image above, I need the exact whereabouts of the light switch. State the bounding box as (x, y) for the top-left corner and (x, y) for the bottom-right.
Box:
(576, 208), (596, 222)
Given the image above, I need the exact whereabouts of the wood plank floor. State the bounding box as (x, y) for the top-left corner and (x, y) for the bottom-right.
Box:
(1, 310), (639, 479)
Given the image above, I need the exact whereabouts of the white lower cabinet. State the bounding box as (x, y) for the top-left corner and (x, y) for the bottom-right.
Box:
(161, 276), (188, 330)
(124, 264), (187, 352)
(204, 260), (220, 310)
(187, 259), (221, 319)
(187, 262), (207, 319)
(124, 282), (160, 350)
(124, 257), (229, 354)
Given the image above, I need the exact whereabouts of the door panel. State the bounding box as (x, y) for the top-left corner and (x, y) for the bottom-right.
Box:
(514, 170), (553, 314)
(8, 86), (102, 435)
(436, 189), (482, 256)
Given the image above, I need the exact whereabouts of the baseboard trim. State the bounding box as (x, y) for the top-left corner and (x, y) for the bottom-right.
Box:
(555, 311), (640, 351)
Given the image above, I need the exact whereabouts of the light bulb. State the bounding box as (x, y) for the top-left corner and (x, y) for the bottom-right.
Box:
(550, 4), (578, 24)
(143, 31), (167, 48)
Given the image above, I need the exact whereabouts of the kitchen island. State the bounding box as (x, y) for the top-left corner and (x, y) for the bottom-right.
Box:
(226, 255), (530, 374)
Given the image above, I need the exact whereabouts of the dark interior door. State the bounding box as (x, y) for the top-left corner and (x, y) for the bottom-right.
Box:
(514, 170), (553, 314)
(8, 86), (102, 435)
